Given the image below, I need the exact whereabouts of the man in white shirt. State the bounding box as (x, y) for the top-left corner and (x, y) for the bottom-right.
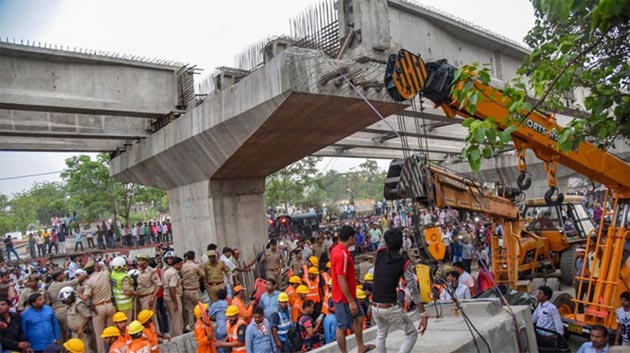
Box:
(532, 286), (564, 341)
(616, 291), (630, 346)
(368, 223), (382, 251)
(453, 262), (475, 296)
(439, 270), (470, 301)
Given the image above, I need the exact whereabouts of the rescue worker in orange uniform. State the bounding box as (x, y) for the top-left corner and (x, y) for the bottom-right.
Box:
(112, 312), (130, 343)
(301, 257), (319, 283)
(292, 285), (309, 322)
(193, 303), (217, 353)
(101, 326), (127, 353)
(215, 305), (247, 353)
(321, 278), (333, 315)
(127, 320), (153, 353)
(321, 262), (332, 290)
(304, 267), (322, 317)
(137, 309), (160, 352)
(285, 276), (302, 307)
(231, 285), (253, 323)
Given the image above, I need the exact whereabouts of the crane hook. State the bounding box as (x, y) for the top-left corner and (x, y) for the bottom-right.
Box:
(544, 187), (564, 206)
(517, 172), (532, 190)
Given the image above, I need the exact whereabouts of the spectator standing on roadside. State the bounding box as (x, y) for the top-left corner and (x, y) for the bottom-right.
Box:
(4, 235), (19, 261)
(28, 233), (37, 259)
(74, 227), (84, 252)
(35, 231), (45, 257)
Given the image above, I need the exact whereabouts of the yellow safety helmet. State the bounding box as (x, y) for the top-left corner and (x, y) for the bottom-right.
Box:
(326, 261), (331, 269)
(63, 338), (85, 353)
(308, 267), (319, 275)
(327, 278), (332, 286)
(194, 303), (209, 318)
(137, 309), (154, 324)
(101, 326), (121, 338)
(364, 273), (374, 281)
(226, 305), (240, 317)
(309, 256), (319, 267)
(356, 284), (363, 290)
(356, 289), (366, 299)
(112, 312), (128, 323)
(128, 320), (144, 335)
(289, 275), (302, 284)
(296, 285), (309, 294)
(278, 292), (289, 302)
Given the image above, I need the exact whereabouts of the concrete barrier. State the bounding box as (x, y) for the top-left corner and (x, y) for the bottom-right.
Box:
(158, 300), (538, 353)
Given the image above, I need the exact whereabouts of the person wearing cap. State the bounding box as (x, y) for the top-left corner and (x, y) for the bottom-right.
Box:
(372, 229), (428, 353)
(110, 256), (136, 326)
(292, 285), (309, 322)
(181, 251), (205, 330)
(304, 267), (321, 317)
(289, 249), (305, 278)
(204, 250), (230, 303)
(301, 256), (319, 282)
(48, 267), (84, 343)
(285, 276), (301, 307)
(162, 257), (184, 337)
(18, 274), (50, 312)
(82, 260), (115, 353)
(270, 292), (293, 353)
(126, 320), (152, 353)
(63, 337), (85, 353)
(231, 285), (253, 323)
(261, 239), (285, 286)
(364, 272), (374, 286)
(135, 255), (162, 317)
(101, 326), (126, 353)
(21, 292), (60, 352)
(137, 309), (160, 352)
(215, 305), (247, 353)
(356, 288), (371, 330)
(63, 286), (94, 353)
(112, 312), (130, 341)
(193, 303), (215, 353)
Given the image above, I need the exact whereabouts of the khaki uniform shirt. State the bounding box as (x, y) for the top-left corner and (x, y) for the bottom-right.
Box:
(18, 287), (51, 311)
(136, 266), (161, 296)
(204, 262), (229, 285)
(291, 258), (305, 275)
(162, 267), (182, 296)
(312, 244), (327, 261)
(84, 270), (112, 304)
(180, 261), (204, 290)
(264, 249), (283, 270)
(48, 279), (79, 310)
(67, 300), (92, 332)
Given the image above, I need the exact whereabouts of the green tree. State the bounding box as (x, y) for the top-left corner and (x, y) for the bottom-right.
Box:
(264, 157), (322, 211)
(62, 153), (167, 225)
(454, 0), (629, 171)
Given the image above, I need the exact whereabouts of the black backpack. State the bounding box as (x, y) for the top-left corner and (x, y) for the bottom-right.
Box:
(287, 315), (304, 349)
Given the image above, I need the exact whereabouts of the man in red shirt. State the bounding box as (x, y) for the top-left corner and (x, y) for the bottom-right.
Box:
(331, 225), (375, 353)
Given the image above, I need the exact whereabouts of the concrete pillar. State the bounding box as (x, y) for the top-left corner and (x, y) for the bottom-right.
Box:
(525, 176), (570, 199)
(166, 178), (267, 261)
(339, 0), (391, 58)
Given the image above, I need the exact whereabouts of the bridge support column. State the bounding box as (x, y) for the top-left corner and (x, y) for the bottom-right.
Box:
(524, 176), (570, 199)
(166, 178), (267, 261)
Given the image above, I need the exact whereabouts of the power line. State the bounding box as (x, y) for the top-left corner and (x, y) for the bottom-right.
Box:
(0, 170), (63, 181)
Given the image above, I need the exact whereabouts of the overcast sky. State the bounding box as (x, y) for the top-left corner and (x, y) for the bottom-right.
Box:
(0, 0), (535, 196)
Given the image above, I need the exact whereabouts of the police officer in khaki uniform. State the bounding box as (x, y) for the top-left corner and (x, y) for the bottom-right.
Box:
(203, 250), (230, 303)
(181, 250), (205, 330)
(48, 268), (86, 342)
(81, 261), (115, 353)
(163, 256), (184, 337)
(135, 255), (161, 312)
(262, 239), (285, 285)
(60, 286), (94, 353)
(18, 274), (50, 312)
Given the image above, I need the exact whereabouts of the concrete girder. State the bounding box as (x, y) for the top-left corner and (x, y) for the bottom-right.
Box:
(0, 109), (150, 140)
(0, 136), (131, 152)
(313, 146), (448, 161)
(0, 42), (182, 117)
(360, 115), (469, 142)
(333, 132), (464, 154)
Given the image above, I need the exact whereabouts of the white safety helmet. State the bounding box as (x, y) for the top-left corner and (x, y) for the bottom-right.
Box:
(163, 251), (176, 259)
(127, 269), (140, 279)
(75, 269), (86, 277)
(58, 286), (75, 301)
(111, 256), (127, 271)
